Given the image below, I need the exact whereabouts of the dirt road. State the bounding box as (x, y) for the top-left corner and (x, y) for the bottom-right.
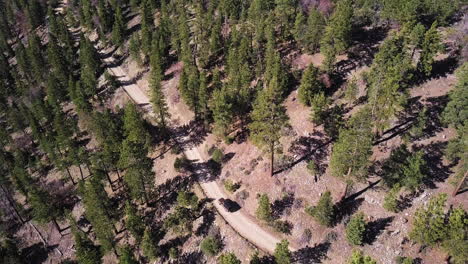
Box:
(55, 1), (289, 253)
(104, 57), (288, 254)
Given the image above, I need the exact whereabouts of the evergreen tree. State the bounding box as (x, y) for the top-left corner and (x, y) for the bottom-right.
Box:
(119, 138), (154, 204)
(442, 207), (468, 264)
(443, 62), (467, 131)
(80, 176), (115, 252)
(28, 187), (63, 225)
(123, 103), (150, 148)
(329, 109), (373, 196)
(72, 226), (102, 264)
(112, 5), (125, 46)
(305, 190), (334, 227)
(348, 250), (377, 264)
(141, 228), (160, 260)
(210, 87), (233, 137)
(118, 246), (138, 264)
(249, 77), (289, 177)
(298, 64), (323, 106)
(27, 34), (45, 83)
(149, 44), (170, 129)
(418, 22), (442, 77)
(274, 239), (292, 264)
(367, 33), (412, 134)
(256, 193), (272, 222)
(219, 252), (241, 264)
(346, 212), (366, 246)
(409, 193), (447, 246)
(124, 201), (145, 242)
(320, 0), (353, 72)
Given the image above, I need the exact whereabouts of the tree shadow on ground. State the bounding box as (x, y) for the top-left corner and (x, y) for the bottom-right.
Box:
(191, 159), (222, 182)
(272, 192), (295, 218)
(364, 216), (394, 245)
(171, 120), (208, 150)
(293, 242), (331, 264)
(150, 174), (196, 214)
(275, 132), (332, 176)
(195, 208), (215, 237)
(415, 141), (454, 189)
(159, 235), (191, 261)
(20, 243), (49, 264)
(176, 250), (204, 264)
(334, 198), (364, 226)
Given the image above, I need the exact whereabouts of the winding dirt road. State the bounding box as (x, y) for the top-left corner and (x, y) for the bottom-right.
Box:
(56, 1), (290, 254)
(105, 57), (288, 253)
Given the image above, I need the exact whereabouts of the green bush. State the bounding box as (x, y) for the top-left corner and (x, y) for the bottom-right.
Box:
(273, 220), (292, 234)
(383, 183), (401, 212)
(218, 252), (241, 264)
(348, 250), (377, 264)
(212, 148), (224, 164)
(306, 160), (317, 176)
(256, 194), (273, 222)
(169, 247), (179, 259)
(346, 212), (366, 246)
(224, 179), (240, 193)
(200, 236), (222, 257)
(305, 191), (334, 226)
(177, 191), (198, 208)
(174, 155), (190, 172)
(395, 256), (414, 264)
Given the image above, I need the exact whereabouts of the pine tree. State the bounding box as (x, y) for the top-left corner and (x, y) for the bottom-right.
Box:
(27, 34), (45, 83)
(320, 0), (353, 72)
(119, 138), (154, 204)
(249, 77), (289, 177)
(72, 225), (102, 264)
(219, 252), (241, 264)
(346, 212), (366, 246)
(112, 5), (125, 47)
(141, 228), (160, 260)
(198, 71), (210, 122)
(28, 186), (64, 227)
(80, 177), (115, 252)
(409, 193), (447, 246)
(443, 62), (467, 131)
(256, 193), (272, 222)
(348, 250), (377, 264)
(123, 103), (150, 148)
(129, 33), (142, 66)
(418, 22), (442, 77)
(124, 201), (145, 242)
(149, 44), (170, 129)
(118, 246), (138, 264)
(367, 33), (412, 134)
(306, 190), (334, 227)
(442, 207), (468, 263)
(329, 109), (373, 196)
(298, 64), (323, 106)
(210, 87), (233, 137)
(274, 239), (292, 264)
(304, 8), (325, 53)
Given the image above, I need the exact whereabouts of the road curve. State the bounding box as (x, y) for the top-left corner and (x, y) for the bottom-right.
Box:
(55, 1), (290, 253)
(103, 54), (289, 253)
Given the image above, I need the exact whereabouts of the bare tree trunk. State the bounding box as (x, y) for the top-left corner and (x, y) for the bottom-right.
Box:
(66, 167), (76, 185)
(53, 218), (62, 236)
(78, 165), (84, 181)
(270, 144), (274, 177)
(452, 171), (467, 197)
(339, 167), (352, 201)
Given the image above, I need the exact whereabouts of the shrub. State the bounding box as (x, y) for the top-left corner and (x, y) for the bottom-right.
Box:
(177, 191), (198, 208)
(224, 179), (240, 193)
(348, 250), (377, 264)
(395, 256), (415, 264)
(170, 144), (183, 154)
(346, 212), (366, 246)
(212, 148), (224, 164)
(306, 160), (317, 176)
(256, 194), (272, 222)
(383, 183), (401, 213)
(305, 191), (334, 226)
(200, 236), (222, 257)
(273, 220), (293, 234)
(274, 240), (292, 264)
(169, 247), (179, 259)
(218, 252), (241, 264)
(174, 155), (190, 172)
